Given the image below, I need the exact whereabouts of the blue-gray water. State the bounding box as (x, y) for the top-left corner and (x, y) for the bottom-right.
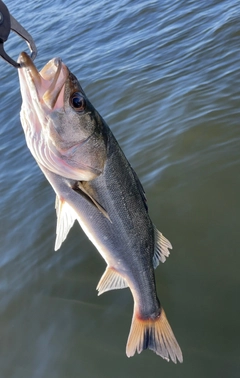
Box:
(1, 0), (240, 377)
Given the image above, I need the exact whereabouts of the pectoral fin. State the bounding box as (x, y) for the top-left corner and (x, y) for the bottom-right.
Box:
(97, 266), (128, 295)
(73, 181), (111, 221)
(55, 196), (77, 250)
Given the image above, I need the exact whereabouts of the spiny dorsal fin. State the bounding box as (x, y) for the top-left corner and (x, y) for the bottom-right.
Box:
(97, 266), (128, 296)
(131, 167), (148, 212)
(55, 196), (77, 251)
(153, 226), (172, 268)
(73, 181), (111, 222)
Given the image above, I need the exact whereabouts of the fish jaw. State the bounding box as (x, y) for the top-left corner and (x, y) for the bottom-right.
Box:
(18, 52), (68, 136)
(18, 52), (103, 181)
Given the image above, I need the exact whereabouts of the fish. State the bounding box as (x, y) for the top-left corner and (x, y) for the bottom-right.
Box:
(18, 51), (183, 363)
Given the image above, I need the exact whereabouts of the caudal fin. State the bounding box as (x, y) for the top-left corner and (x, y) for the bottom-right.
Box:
(126, 308), (183, 363)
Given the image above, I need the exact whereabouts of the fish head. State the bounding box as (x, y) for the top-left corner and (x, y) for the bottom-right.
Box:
(18, 52), (107, 181)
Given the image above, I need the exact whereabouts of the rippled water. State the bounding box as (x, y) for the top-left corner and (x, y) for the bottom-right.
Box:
(1, 0), (240, 377)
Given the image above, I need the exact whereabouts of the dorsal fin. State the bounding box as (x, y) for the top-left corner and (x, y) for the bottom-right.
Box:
(97, 266), (128, 296)
(153, 226), (172, 268)
(55, 196), (77, 251)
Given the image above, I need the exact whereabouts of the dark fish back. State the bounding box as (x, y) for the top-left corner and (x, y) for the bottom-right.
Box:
(87, 127), (160, 314)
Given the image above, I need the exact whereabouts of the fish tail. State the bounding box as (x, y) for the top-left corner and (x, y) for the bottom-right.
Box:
(126, 307), (183, 363)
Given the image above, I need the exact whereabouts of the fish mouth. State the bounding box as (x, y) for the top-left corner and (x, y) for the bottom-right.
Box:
(18, 51), (69, 110)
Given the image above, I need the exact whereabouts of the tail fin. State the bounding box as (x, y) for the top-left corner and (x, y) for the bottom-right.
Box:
(126, 308), (183, 363)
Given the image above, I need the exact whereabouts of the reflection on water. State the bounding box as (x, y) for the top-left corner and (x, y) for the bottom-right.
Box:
(0, 0), (240, 377)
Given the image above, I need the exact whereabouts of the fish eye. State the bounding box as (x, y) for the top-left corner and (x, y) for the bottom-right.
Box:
(70, 92), (86, 112)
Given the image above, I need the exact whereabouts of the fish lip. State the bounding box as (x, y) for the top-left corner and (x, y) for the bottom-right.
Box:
(18, 51), (42, 86)
(18, 51), (68, 110)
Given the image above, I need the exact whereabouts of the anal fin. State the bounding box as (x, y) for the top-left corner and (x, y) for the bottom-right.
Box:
(55, 196), (77, 251)
(153, 226), (172, 268)
(97, 266), (128, 296)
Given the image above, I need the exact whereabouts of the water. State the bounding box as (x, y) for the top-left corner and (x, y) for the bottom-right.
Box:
(0, 0), (240, 376)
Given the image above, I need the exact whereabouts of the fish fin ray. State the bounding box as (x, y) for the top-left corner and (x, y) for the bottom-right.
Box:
(126, 308), (183, 363)
(96, 267), (128, 295)
(73, 181), (111, 222)
(55, 196), (77, 251)
(153, 226), (172, 268)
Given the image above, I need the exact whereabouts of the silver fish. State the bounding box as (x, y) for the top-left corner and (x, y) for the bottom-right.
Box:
(18, 52), (183, 363)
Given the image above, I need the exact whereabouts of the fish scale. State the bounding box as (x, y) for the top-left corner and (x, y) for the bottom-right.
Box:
(18, 51), (182, 363)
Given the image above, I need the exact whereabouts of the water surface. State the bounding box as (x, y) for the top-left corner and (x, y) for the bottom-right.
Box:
(0, 0), (240, 377)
